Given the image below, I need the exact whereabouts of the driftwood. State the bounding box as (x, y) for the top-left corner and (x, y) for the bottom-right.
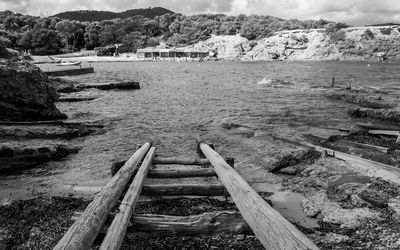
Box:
(54, 142), (151, 250)
(141, 184), (227, 196)
(310, 143), (400, 184)
(100, 147), (156, 250)
(341, 140), (389, 154)
(72, 210), (252, 236)
(199, 143), (318, 250)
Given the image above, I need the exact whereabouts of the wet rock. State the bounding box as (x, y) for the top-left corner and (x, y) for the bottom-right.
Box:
(0, 125), (102, 139)
(302, 191), (380, 228)
(221, 122), (255, 138)
(0, 228), (10, 249)
(359, 189), (389, 208)
(0, 59), (67, 121)
(0, 142), (80, 173)
(325, 91), (395, 109)
(78, 81), (140, 91)
(50, 77), (80, 93)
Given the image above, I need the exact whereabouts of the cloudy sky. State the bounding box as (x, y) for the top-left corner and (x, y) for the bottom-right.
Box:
(1, 0), (400, 25)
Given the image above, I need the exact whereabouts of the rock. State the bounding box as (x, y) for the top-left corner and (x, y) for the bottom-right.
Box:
(349, 108), (400, 123)
(0, 59), (67, 121)
(359, 189), (389, 208)
(0, 228), (10, 249)
(0, 142), (80, 173)
(324, 233), (351, 244)
(388, 196), (400, 223)
(78, 81), (140, 90)
(0, 125), (102, 139)
(302, 191), (380, 228)
(49, 77), (80, 93)
(325, 91), (396, 109)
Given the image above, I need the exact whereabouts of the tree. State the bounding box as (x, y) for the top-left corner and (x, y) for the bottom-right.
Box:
(84, 22), (102, 49)
(55, 20), (84, 49)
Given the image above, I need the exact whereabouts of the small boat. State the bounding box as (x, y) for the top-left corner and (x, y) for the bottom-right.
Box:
(56, 61), (82, 66)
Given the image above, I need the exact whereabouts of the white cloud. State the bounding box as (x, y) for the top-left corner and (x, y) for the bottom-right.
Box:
(1, 0), (400, 25)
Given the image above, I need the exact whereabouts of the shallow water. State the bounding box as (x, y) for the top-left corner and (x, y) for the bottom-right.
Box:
(1, 60), (400, 225)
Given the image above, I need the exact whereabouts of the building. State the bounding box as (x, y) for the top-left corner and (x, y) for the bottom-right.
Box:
(136, 48), (209, 59)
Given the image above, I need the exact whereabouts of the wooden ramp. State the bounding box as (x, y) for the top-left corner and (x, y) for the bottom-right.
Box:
(54, 142), (318, 250)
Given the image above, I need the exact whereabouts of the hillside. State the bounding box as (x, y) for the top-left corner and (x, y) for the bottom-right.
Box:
(52, 7), (174, 21)
(187, 26), (400, 61)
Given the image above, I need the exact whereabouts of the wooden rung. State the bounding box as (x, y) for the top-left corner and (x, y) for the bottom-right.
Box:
(72, 210), (252, 236)
(369, 129), (400, 137)
(152, 157), (211, 165)
(147, 168), (217, 178)
(142, 184), (227, 196)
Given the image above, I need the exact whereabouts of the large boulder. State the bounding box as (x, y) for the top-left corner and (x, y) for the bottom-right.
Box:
(0, 59), (67, 121)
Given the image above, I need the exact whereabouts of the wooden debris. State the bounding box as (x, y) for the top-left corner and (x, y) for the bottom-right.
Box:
(73, 210), (252, 236)
(199, 143), (318, 250)
(54, 142), (151, 250)
(142, 184), (226, 196)
(100, 147), (156, 250)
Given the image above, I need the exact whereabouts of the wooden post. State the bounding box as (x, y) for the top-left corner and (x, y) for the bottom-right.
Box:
(199, 143), (318, 250)
(54, 142), (152, 250)
(100, 147), (156, 250)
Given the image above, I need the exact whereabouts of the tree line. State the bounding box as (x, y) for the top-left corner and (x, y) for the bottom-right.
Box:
(0, 10), (338, 55)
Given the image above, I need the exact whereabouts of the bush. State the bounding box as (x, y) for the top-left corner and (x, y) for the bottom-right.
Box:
(363, 29), (374, 40)
(380, 28), (392, 35)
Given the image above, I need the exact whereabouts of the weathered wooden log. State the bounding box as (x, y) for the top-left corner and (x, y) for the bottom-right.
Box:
(147, 168), (217, 178)
(73, 211), (252, 236)
(100, 147), (156, 250)
(141, 184), (227, 196)
(54, 142), (151, 250)
(199, 143), (318, 250)
(309, 143), (400, 184)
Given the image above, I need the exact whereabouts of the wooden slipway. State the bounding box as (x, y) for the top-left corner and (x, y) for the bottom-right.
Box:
(54, 142), (318, 250)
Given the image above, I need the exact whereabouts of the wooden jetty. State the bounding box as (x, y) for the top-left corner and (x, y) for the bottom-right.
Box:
(54, 142), (318, 250)
(45, 67), (94, 77)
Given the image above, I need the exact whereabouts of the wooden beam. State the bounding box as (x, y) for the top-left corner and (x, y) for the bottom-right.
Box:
(309, 143), (400, 184)
(72, 211), (252, 236)
(199, 143), (318, 250)
(141, 184), (226, 196)
(369, 130), (400, 137)
(54, 142), (152, 250)
(100, 147), (156, 250)
(339, 140), (389, 154)
(147, 168), (217, 178)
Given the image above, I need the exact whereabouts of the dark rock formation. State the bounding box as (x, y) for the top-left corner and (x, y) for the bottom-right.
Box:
(0, 142), (80, 173)
(78, 81), (140, 90)
(0, 59), (67, 121)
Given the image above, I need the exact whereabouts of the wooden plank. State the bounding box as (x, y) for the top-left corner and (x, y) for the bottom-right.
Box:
(100, 147), (156, 250)
(369, 130), (399, 136)
(141, 184), (226, 196)
(147, 168), (217, 178)
(72, 210), (252, 236)
(152, 157), (234, 166)
(54, 142), (151, 250)
(309, 143), (400, 184)
(199, 143), (318, 250)
(339, 140), (389, 154)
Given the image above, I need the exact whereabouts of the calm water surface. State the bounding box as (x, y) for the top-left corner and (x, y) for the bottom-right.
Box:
(1, 61), (399, 226)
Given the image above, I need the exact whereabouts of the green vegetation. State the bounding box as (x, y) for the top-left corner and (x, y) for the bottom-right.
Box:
(0, 9), (338, 55)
